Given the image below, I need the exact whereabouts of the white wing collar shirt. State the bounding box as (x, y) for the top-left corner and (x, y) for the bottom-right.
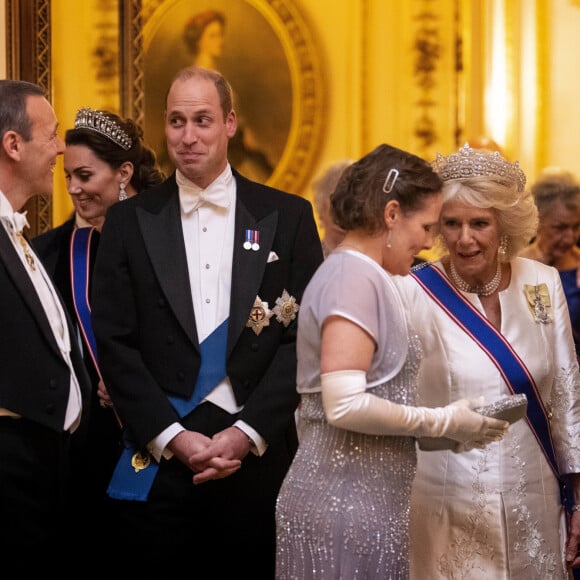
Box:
(150, 164), (264, 460)
(0, 191), (82, 430)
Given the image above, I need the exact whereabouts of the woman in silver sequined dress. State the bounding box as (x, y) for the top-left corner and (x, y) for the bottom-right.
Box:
(275, 143), (509, 579)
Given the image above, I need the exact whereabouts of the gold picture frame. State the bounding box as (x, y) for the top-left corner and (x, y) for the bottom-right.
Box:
(120, 0), (326, 195)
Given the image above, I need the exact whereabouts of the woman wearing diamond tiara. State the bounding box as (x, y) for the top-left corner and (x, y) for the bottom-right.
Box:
(32, 107), (164, 543)
(393, 144), (580, 579)
(275, 143), (509, 580)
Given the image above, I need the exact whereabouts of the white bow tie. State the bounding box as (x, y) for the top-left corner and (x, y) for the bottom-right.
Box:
(2, 210), (29, 233)
(180, 182), (230, 213)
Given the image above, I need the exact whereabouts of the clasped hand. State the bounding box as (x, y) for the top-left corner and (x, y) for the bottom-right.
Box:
(169, 427), (250, 485)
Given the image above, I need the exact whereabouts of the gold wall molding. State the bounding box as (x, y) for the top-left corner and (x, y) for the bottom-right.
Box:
(413, 0), (442, 151)
(7, 0), (52, 236)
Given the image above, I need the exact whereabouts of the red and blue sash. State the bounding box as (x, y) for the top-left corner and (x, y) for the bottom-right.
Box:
(411, 263), (560, 481)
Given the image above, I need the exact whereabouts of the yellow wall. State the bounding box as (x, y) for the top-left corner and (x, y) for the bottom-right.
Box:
(51, 0), (120, 225)
(46, 0), (580, 231)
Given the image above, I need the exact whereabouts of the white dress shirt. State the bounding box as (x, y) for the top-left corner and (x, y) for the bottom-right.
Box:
(150, 165), (264, 460)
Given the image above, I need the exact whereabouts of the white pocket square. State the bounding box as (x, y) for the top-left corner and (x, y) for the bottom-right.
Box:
(267, 251), (279, 263)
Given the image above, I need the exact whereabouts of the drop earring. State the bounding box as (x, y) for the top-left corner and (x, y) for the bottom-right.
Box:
(386, 230), (392, 249)
(118, 182), (127, 201)
(498, 235), (508, 257)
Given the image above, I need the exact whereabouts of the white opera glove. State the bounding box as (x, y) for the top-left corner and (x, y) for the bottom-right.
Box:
(321, 370), (509, 443)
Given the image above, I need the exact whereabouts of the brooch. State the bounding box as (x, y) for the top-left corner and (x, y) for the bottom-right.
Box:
(131, 451), (151, 473)
(246, 296), (273, 335)
(523, 283), (552, 324)
(273, 289), (299, 327)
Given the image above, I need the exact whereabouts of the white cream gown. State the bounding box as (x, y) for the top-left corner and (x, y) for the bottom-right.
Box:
(394, 257), (580, 580)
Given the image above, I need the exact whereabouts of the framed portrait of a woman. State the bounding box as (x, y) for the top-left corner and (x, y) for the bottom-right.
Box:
(121, 0), (326, 195)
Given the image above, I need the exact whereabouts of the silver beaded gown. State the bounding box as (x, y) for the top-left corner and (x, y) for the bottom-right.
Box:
(276, 248), (421, 579)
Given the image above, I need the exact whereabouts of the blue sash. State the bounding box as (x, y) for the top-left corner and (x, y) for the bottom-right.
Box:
(107, 318), (229, 501)
(71, 227), (101, 379)
(71, 226), (123, 431)
(412, 264), (560, 480)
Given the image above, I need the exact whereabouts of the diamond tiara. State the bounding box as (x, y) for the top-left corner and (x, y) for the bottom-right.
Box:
(432, 143), (526, 192)
(74, 107), (133, 150)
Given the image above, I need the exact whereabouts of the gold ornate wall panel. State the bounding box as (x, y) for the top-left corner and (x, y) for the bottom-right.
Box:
(365, 0), (463, 161)
(6, 0), (555, 228)
(6, 0), (52, 236)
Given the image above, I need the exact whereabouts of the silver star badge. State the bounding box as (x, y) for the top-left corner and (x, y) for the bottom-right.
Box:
(273, 289), (299, 327)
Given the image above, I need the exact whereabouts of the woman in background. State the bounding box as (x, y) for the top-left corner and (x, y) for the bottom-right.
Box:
(183, 9), (226, 71)
(311, 158), (352, 257)
(519, 168), (580, 358)
(33, 107), (164, 535)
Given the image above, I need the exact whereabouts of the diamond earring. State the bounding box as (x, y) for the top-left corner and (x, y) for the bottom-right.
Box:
(118, 182), (127, 201)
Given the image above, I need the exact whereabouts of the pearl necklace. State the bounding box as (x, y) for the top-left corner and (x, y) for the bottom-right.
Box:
(449, 260), (502, 296)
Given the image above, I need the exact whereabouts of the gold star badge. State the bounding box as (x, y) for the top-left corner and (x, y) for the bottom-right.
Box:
(273, 289), (299, 327)
(131, 451), (151, 473)
(246, 296), (273, 335)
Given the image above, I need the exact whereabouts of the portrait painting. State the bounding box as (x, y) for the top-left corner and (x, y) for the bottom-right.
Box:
(131, 0), (324, 192)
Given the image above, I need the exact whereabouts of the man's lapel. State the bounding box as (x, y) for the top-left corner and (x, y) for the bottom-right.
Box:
(137, 189), (198, 348)
(228, 190), (278, 353)
(0, 226), (64, 354)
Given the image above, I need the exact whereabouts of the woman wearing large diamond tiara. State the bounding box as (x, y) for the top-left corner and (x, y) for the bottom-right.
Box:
(393, 143), (580, 579)
(275, 143), (509, 580)
(32, 107), (164, 545)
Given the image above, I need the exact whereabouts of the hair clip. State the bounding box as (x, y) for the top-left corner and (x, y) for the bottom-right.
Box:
(382, 168), (399, 194)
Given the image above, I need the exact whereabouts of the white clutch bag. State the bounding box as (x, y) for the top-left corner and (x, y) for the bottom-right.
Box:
(418, 393), (528, 452)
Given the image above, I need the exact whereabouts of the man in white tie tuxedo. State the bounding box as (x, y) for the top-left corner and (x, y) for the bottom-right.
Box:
(91, 66), (324, 575)
(0, 80), (91, 547)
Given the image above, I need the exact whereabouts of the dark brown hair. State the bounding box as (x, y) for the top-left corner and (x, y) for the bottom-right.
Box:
(183, 10), (226, 56)
(331, 143), (442, 235)
(66, 111), (165, 192)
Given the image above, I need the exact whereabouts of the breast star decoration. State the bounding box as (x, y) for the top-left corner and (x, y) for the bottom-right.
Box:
(273, 289), (299, 327)
(246, 296), (273, 336)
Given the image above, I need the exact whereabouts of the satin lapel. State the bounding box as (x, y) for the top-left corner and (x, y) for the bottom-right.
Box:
(137, 192), (198, 347)
(0, 226), (63, 354)
(228, 198), (278, 353)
